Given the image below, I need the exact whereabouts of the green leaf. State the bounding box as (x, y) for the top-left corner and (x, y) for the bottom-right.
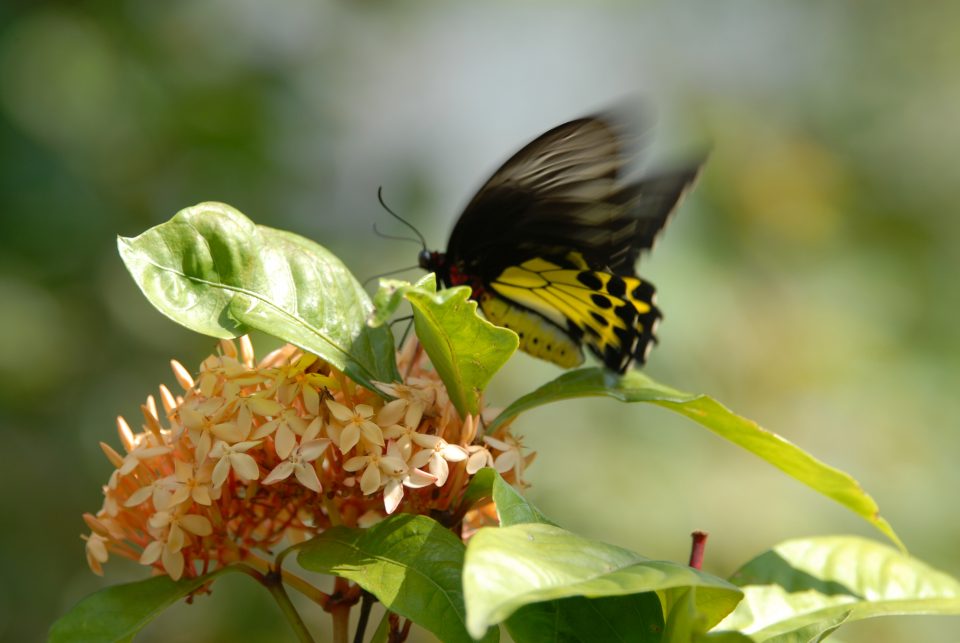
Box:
(463, 522), (742, 639)
(663, 588), (709, 643)
(716, 536), (960, 641)
(49, 569), (232, 642)
(454, 467), (496, 518)
(118, 202), (399, 390)
(405, 284), (518, 417)
(487, 368), (903, 549)
(506, 592), (665, 643)
(297, 513), (496, 643)
(369, 274), (437, 327)
(489, 468), (554, 527)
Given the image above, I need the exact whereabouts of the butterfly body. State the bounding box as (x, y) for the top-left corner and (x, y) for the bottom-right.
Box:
(420, 115), (703, 373)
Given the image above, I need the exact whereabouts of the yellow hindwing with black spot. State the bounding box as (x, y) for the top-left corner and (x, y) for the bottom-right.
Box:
(482, 257), (661, 373)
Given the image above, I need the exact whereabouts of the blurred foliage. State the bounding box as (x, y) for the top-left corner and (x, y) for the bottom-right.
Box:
(1, 1), (958, 641)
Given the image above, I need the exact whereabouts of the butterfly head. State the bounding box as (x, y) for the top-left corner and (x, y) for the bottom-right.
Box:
(418, 249), (439, 272)
(419, 249), (453, 287)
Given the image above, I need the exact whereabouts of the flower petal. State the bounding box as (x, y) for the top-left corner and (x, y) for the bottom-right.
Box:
(263, 461), (295, 485)
(484, 436), (511, 451)
(275, 423), (296, 460)
(441, 444), (469, 462)
(339, 424), (360, 453)
(404, 402), (424, 429)
(140, 540), (163, 565)
(251, 417), (280, 440)
(404, 468), (438, 489)
(376, 399), (406, 427)
(302, 385), (320, 416)
(300, 438), (331, 462)
(428, 455), (450, 487)
(294, 463), (322, 493)
(212, 456), (231, 488)
(162, 547), (185, 580)
(230, 453), (261, 481)
(248, 396), (284, 417)
(359, 421), (385, 447)
(325, 400), (354, 423)
(359, 464), (382, 495)
(180, 514), (213, 536)
(408, 449), (432, 470)
(303, 416), (323, 442)
(124, 485), (154, 508)
(493, 450), (518, 474)
(192, 486), (212, 506)
(383, 479), (404, 514)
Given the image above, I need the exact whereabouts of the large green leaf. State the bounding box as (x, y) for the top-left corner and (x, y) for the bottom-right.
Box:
(716, 536), (960, 641)
(506, 592), (666, 643)
(118, 202), (399, 390)
(297, 514), (496, 643)
(463, 470), (659, 641)
(405, 282), (518, 417)
(463, 522), (742, 639)
(486, 368), (902, 549)
(49, 569), (231, 642)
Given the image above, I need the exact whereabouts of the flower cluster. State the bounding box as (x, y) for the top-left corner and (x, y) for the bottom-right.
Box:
(82, 337), (533, 580)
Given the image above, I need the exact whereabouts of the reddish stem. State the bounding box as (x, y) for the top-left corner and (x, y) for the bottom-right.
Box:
(688, 531), (708, 570)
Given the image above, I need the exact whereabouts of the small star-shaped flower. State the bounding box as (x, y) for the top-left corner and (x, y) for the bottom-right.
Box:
(407, 434), (468, 487)
(262, 422), (331, 493)
(209, 440), (262, 488)
(326, 400), (384, 453)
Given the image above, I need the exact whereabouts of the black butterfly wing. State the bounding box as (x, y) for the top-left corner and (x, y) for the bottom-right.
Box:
(446, 116), (632, 275)
(441, 114), (704, 372)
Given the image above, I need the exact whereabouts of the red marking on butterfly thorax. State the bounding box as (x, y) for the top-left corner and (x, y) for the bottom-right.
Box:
(448, 263), (486, 300)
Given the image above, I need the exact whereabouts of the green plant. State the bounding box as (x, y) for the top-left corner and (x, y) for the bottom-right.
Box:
(51, 203), (960, 642)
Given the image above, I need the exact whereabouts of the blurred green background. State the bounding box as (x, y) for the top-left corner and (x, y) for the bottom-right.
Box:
(2, 1), (958, 641)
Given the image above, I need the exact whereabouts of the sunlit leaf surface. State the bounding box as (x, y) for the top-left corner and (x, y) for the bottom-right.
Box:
(118, 202), (399, 390)
(487, 368), (902, 548)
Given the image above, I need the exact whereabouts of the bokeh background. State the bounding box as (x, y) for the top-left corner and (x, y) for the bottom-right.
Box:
(2, 1), (958, 641)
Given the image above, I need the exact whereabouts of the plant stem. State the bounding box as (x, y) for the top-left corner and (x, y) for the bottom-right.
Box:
(353, 590), (375, 643)
(244, 550), (331, 607)
(331, 577), (352, 643)
(324, 492), (343, 527)
(689, 530), (708, 570)
(265, 570), (316, 643)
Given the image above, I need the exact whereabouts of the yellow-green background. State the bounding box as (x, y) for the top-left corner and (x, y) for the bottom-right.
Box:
(1, 1), (957, 641)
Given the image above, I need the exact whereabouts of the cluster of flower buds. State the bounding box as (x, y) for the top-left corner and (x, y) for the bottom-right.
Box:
(82, 337), (533, 580)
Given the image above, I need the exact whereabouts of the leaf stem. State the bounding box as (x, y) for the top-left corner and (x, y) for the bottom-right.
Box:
(264, 568), (317, 643)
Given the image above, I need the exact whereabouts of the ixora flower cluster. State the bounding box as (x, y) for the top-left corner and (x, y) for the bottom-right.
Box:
(82, 337), (533, 581)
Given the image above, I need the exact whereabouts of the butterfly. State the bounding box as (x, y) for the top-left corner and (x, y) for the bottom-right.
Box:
(418, 113), (704, 373)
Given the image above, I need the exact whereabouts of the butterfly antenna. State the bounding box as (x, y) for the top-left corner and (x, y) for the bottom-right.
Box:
(377, 186), (427, 250)
(361, 265), (421, 288)
(372, 222), (423, 246)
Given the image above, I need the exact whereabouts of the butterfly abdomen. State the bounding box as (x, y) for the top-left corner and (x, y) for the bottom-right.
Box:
(478, 293), (584, 368)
